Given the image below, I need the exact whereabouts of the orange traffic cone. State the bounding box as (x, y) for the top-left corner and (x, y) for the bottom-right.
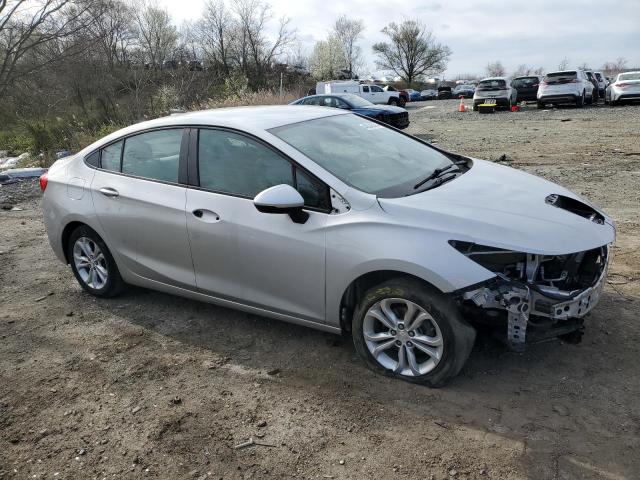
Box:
(458, 96), (466, 112)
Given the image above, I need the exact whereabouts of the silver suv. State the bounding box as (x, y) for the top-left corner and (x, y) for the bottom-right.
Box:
(537, 70), (596, 108)
(41, 106), (614, 386)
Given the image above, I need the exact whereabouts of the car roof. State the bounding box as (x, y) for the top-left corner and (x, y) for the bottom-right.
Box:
(479, 77), (508, 81)
(80, 106), (348, 154)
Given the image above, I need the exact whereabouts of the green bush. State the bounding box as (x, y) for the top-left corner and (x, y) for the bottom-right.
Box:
(0, 130), (35, 155)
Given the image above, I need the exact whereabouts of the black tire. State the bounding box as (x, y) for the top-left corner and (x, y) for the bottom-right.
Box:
(472, 103), (478, 111)
(576, 92), (585, 108)
(388, 98), (399, 106)
(352, 278), (476, 387)
(537, 101), (545, 109)
(67, 225), (125, 298)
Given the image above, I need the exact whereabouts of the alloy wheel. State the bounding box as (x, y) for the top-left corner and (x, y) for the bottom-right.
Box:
(362, 298), (444, 376)
(73, 236), (108, 290)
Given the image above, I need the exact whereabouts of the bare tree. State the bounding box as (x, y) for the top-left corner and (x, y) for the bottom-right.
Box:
(133, 0), (178, 68)
(372, 20), (450, 87)
(0, 0), (104, 98)
(512, 64), (545, 78)
(332, 15), (363, 78)
(485, 61), (505, 77)
(196, 0), (232, 75)
(232, 0), (295, 87)
(89, 0), (137, 67)
(558, 57), (570, 70)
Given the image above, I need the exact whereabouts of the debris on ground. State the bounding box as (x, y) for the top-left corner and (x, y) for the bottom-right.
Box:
(495, 153), (513, 163)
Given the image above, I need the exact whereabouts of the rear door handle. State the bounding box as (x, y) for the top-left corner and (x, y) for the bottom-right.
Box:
(99, 187), (119, 198)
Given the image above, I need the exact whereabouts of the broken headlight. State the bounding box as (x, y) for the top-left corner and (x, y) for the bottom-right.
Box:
(448, 240), (527, 279)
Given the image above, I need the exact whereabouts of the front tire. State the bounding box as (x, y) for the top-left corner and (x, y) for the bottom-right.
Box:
(67, 225), (125, 298)
(537, 101), (545, 109)
(352, 278), (476, 387)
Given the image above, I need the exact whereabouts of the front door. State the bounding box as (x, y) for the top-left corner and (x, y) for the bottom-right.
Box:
(186, 128), (329, 322)
(91, 128), (195, 289)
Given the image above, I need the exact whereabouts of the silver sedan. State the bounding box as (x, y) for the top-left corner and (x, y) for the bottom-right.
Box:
(41, 106), (614, 386)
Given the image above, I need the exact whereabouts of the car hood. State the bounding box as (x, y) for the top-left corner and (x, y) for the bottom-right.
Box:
(353, 105), (406, 114)
(378, 159), (615, 255)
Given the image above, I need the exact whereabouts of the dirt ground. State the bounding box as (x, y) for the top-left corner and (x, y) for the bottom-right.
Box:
(1, 99), (639, 480)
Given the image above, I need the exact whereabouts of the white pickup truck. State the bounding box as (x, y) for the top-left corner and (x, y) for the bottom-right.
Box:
(315, 81), (404, 106)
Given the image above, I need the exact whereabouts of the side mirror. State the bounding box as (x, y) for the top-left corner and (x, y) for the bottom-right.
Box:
(253, 184), (309, 224)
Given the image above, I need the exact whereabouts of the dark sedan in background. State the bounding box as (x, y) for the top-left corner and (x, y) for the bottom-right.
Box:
(291, 93), (410, 129)
(511, 76), (541, 102)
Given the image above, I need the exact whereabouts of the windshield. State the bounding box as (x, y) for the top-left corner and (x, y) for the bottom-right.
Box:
(270, 114), (453, 197)
(477, 80), (506, 90)
(544, 71), (577, 84)
(619, 72), (640, 81)
(340, 94), (373, 107)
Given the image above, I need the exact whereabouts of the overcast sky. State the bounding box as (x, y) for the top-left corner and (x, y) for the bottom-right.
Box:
(159, 0), (640, 77)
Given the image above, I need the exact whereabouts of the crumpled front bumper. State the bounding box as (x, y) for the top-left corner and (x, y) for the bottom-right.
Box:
(461, 245), (611, 350)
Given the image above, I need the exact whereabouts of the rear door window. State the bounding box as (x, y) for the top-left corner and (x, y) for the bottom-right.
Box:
(122, 129), (183, 183)
(101, 141), (123, 171)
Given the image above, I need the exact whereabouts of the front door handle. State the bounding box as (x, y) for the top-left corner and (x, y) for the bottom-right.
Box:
(99, 187), (119, 198)
(192, 209), (220, 222)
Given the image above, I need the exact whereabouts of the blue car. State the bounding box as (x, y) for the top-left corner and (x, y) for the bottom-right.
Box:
(290, 93), (410, 129)
(402, 89), (422, 102)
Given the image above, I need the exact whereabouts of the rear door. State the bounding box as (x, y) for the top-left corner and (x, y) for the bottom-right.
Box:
(90, 128), (195, 288)
(185, 128), (329, 322)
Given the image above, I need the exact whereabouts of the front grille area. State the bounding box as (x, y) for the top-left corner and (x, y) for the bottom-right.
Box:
(390, 112), (409, 128)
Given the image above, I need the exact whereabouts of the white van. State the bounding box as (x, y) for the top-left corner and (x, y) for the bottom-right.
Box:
(315, 81), (403, 106)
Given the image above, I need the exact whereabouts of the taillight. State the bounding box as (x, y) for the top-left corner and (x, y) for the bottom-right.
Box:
(615, 82), (629, 88)
(539, 81), (547, 86)
(39, 172), (48, 192)
(532, 83), (539, 87)
(570, 79), (579, 83)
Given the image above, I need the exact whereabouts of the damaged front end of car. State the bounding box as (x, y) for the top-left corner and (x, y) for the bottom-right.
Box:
(450, 240), (610, 351)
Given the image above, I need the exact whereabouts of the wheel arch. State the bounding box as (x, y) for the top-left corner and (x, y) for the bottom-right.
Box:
(338, 270), (444, 334)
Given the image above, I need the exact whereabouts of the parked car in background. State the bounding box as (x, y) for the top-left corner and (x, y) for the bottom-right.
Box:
(605, 71), (640, 105)
(452, 84), (475, 98)
(472, 77), (517, 110)
(437, 86), (453, 99)
(537, 70), (595, 108)
(401, 89), (422, 102)
(584, 71), (599, 104)
(593, 71), (607, 97)
(316, 81), (404, 106)
(511, 76), (541, 102)
(420, 89), (438, 100)
(290, 93), (409, 129)
(41, 105), (614, 387)
(384, 85), (409, 104)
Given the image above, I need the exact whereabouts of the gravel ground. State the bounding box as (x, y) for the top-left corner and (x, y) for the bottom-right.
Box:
(1, 100), (639, 480)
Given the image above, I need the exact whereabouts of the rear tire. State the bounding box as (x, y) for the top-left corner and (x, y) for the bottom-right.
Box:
(67, 225), (125, 298)
(352, 278), (476, 387)
(388, 98), (399, 106)
(576, 92), (585, 108)
(537, 101), (545, 109)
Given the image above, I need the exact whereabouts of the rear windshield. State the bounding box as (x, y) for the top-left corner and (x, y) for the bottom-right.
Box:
(544, 71), (577, 84)
(619, 72), (640, 81)
(512, 77), (538, 88)
(477, 79), (506, 90)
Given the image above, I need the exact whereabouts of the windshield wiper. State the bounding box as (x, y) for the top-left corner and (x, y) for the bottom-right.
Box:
(413, 160), (468, 190)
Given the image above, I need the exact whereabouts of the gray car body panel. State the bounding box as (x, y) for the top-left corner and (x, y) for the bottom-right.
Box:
(42, 106), (615, 333)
